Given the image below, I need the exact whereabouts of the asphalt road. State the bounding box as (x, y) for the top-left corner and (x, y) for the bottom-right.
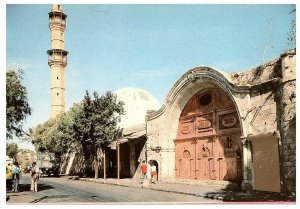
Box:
(7, 174), (220, 204)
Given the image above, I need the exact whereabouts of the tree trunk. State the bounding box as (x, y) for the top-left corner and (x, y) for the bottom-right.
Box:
(103, 148), (106, 180)
(117, 144), (120, 180)
(94, 155), (98, 179)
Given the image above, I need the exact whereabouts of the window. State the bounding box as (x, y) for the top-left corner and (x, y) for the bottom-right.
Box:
(57, 93), (59, 96)
(199, 93), (212, 106)
(57, 77), (59, 80)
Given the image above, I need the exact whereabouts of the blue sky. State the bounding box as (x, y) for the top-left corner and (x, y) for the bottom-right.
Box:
(6, 4), (295, 150)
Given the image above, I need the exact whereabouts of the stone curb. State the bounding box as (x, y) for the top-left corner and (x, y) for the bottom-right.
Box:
(77, 178), (224, 200)
(75, 178), (296, 202)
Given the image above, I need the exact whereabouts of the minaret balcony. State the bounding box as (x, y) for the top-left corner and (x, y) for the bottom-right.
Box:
(47, 49), (68, 66)
(49, 11), (67, 28)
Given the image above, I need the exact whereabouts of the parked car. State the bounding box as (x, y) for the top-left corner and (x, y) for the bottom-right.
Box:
(41, 163), (60, 177)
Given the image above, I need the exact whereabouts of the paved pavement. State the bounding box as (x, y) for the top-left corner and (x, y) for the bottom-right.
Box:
(76, 176), (296, 203)
(6, 175), (219, 203)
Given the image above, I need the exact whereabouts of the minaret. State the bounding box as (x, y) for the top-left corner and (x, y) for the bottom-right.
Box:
(47, 4), (68, 118)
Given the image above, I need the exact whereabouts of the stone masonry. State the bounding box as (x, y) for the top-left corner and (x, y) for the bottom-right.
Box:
(279, 51), (296, 195)
(146, 49), (296, 195)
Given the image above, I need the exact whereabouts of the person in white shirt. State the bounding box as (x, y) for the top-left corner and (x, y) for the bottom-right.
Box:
(150, 163), (157, 184)
(30, 162), (40, 192)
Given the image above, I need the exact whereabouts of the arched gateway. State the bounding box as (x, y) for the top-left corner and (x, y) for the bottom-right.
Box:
(175, 87), (242, 182)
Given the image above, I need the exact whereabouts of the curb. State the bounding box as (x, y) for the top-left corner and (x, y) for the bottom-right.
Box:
(76, 178), (223, 200)
(74, 178), (296, 202)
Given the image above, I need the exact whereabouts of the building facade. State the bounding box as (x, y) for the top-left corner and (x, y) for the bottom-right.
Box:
(16, 149), (37, 170)
(146, 50), (296, 195)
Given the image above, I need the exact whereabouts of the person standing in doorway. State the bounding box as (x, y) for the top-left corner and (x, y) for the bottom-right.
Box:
(150, 163), (157, 184)
(30, 162), (40, 192)
(140, 160), (147, 182)
(11, 162), (21, 192)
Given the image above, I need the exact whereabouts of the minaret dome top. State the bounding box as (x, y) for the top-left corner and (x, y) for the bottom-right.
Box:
(52, 4), (62, 12)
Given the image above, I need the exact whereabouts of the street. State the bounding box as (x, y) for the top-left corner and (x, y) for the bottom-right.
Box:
(7, 174), (220, 204)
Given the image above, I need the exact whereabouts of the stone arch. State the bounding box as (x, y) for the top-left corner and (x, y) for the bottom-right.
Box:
(161, 67), (244, 149)
(147, 66), (246, 179)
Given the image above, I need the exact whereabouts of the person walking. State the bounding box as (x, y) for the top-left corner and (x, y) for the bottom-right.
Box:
(6, 163), (12, 190)
(150, 163), (157, 184)
(140, 160), (147, 182)
(30, 162), (40, 192)
(11, 162), (21, 192)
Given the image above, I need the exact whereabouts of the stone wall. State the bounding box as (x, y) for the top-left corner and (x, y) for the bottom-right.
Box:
(278, 51), (296, 195)
(145, 50), (296, 194)
(231, 50), (296, 194)
(230, 56), (282, 136)
(230, 58), (282, 86)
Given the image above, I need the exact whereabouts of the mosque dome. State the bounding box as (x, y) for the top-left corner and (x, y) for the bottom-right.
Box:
(114, 87), (161, 128)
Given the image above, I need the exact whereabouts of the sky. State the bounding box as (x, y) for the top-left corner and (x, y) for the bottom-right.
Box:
(5, 3), (296, 151)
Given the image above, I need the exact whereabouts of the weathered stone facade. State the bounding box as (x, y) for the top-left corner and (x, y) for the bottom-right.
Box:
(146, 50), (296, 195)
(278, 51), (296, 195)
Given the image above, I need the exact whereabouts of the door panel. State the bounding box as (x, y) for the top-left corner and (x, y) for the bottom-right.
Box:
(175, 88), (242, 182)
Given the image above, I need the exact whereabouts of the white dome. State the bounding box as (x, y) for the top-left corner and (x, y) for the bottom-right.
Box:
(114, 87), (161, 128)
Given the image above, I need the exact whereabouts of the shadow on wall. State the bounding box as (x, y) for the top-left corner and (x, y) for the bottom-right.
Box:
(67, 153), (94, 177)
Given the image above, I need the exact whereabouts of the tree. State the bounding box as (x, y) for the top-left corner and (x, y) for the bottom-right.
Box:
(6, 69), (31, 139)
(32, 119), (53, 153)
(6, 142), (19, 161)
(73, 91), (124, 179)
(287, 19), (296, 49)
(54, 103), (83, 156)
(287, 8), (296, 50)
(31, 103), (82, 159)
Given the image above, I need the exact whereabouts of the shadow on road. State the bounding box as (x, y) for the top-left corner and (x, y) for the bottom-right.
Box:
(203, 189), (296, 202)
(13, 183), (54, 192)
(30, 195), (70, 203)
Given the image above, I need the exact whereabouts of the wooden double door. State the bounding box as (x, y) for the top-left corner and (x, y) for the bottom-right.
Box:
(175, 136), (242, 181)
(175, 88), (242, 182)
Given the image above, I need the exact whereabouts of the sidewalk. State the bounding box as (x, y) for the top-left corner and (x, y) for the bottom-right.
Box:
(75, 177), (296, 202)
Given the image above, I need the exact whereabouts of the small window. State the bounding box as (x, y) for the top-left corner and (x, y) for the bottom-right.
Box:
(57, 93), (59, 96)
(57, 77), (59, 80)
(199, 93), (212, 106)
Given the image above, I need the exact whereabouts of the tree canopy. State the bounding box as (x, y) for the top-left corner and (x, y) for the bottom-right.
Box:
(6, 69), (31, 139)
(287, 8), (296, 50)
(73, 91), (124, 154)
(31, 90), (124, 179)
(73, 91), (124, 178)
(6, 142), (19, 161)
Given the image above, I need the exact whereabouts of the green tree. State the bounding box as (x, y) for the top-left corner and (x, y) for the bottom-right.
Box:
(32, 103), (82, 159)
(6, 69), (31, 139)
(54, 103), (83, 156)
(73, 91), (124, 179)
(32, 118), (57, 153)
(6, 142), (19, 161)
